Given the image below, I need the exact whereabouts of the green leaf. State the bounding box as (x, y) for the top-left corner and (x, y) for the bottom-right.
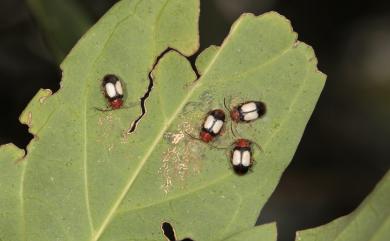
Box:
(222, 223), (277, 241)
(295, 171), (390, 241)
(0, 0), (325, 240)
(0, 144), (26, 241)
(26, 0), (93, 62)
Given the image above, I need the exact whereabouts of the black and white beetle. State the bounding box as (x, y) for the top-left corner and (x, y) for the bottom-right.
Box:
(199, 109), (226, 143)
(226, 100), (266, 123)
(231, 138), (256, 175)
(102, 74), (124, 110)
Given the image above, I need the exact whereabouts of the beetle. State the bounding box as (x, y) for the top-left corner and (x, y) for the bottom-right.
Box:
(225, 100), (266, 123)
(199, 109), (226, 143)
(101, 74), (124, 110)
(231, 138), (255, 175)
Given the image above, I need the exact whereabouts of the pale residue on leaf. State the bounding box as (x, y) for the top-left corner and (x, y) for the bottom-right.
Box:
(38, 89), (52, 104)
(107, 143), (114, 152)
(96, 112), (117, 152)
(26, 112), (32, 126)
(120, 132), (130, 144)
(171, 131), (185, 145)
(159, 121), (202, 194)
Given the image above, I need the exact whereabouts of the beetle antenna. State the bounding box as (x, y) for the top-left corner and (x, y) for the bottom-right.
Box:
(223, 97), (231, 112)
(208, 143), (230, 150)
(94, 107), (112, 112)
(94, 101), (138, 112)
(183, 130), (202, 141)
(122, 102), (138, 109)
(184, 130), (230, 150)
(230, 121), (241, 138)
(252, 141), (263, 152)
(230, 122), (236, 138)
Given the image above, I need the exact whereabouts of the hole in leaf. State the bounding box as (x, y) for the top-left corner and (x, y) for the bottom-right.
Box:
(161, 222), (195, 241)
(0, 63), (60, 150)
(161, 222), (176, 241)
(127, 48), (174, 134)
(187, 53), (200, 79)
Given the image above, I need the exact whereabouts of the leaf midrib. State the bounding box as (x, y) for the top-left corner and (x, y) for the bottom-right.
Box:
(80, 1), (149, 238)
(89, 0), (176, 240)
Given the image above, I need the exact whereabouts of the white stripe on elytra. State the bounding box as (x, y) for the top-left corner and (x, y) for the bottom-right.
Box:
(241, 102), (257, 112)
(232, 150), (241, 165)
(212, 120), (223, 134)
(242, 150), (251, 167)
(204, 115), (216, 129)
(243, 111), (259, 121)
(115, 81), (123, 95)
(105, 83), (117, 98)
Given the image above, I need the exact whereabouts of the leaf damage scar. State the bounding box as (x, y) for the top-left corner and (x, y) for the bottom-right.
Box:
(127, 48), (174, 134)
(161, 222), (194, 241)
(127, 47), (201, 134)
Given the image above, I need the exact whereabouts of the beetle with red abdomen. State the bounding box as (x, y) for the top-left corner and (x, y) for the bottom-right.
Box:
(227, 100), (266, 123)
(199, 109), (226, 143)
(231, 139), (255, 175)
(102, 74), (124, 110)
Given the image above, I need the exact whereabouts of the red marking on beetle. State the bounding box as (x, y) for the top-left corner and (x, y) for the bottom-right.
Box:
(200, 131), (213, 143)
(110, 99), (123, 109)
(230, 108), (241, 122)
(235, 138), (251, 148)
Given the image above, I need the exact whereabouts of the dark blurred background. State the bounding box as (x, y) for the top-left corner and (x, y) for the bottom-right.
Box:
(0, 0), (389, 240)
